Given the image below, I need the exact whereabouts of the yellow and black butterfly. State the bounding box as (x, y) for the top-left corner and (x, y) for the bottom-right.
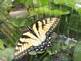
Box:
(13, 17), (59, 60)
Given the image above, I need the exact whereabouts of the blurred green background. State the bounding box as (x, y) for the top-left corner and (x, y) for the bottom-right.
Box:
(0, 0), (81, 61)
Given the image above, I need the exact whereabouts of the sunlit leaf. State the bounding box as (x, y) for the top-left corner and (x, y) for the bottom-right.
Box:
(33, 0), (48, 6)
(53, 0), (78, 8)
(30, 6), (70, 16)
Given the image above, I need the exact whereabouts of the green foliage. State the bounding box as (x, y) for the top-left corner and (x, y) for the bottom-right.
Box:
(69, 14), (81, 33)
(53, 53), (70, 61)
(16, 0), (33, 7)
(53, 0), (76, 7)
(16, 0), (49, 7)
(53, 0), (81, 15)
(1, 0), (12, 10)
(0, 0), (81, 61)
(0, 0), (12, 20)
(0, 48), (14, 61)
(0, 39), (4, 49)
(42, 55), (52, 61)
(33, 0), (49, 6)
(10, 18), (26, 28)
(47, 40), (61, 55)
(30, 6), (70, 16)
(73, 41), (81, 61)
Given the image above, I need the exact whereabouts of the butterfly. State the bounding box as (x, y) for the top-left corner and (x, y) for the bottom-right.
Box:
(13, 17), (59, 60)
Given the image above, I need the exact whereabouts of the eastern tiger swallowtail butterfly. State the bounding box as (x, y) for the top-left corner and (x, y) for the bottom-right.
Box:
(13, 17), (59, 60)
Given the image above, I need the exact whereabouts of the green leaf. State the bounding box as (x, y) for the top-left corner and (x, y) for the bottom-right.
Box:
(9, 17), (34, 28)
(53, 0), (77, 8)
(43, 55), (52, 61)
(30, 6), (70, 16)
(1, 0), (12, 10)
(16, 0), (33, 7)
(53, 0), (65, 5)
(53, 53), (70, 61)
(0, 39), (4, 49)
(69, 14), (81, 33)
(16, 0), (48, 7)
(10, 18), (26, 27)
(33, 0), (48, 6)
(47, 41), (61, 55)
(0, 48), (14, 61)
(75, 4), (81, 15)
(73, 41), (81, 61)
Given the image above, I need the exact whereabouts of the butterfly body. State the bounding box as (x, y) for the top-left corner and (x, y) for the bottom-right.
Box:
(13, 17), (59, 60)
